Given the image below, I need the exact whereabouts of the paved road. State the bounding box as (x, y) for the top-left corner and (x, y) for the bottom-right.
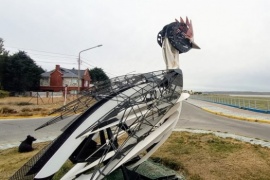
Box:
(1, 101), (270, 149)
(177, 102), (270, 141)
(0, 116), (74, 149)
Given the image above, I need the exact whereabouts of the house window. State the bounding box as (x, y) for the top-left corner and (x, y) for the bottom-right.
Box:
(71, 78), (78, 87)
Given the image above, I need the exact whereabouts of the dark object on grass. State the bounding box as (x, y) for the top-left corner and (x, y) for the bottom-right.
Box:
(18, 135), (36, 153)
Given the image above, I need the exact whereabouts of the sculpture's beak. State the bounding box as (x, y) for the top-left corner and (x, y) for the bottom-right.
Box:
(186, 37), (200, 49)
(191, 41), (200, 49)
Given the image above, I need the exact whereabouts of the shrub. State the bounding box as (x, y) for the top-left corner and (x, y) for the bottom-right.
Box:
(16, 102), (34, 106)
(0, 90), (9, 98)
(21, 108), (32, 112)
(0, 107), (17, 114)
(32, 107), (43, 111)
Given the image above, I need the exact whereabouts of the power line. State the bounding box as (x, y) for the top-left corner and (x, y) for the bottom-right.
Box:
(6, 47), (77, 60)
(6, 45), (118, 76)
(80, 60), (95, 67)
(26, 53), (77, 59)
(37, 61), (76, 64)
(34, 57), (76, 62)
(81, 61), (117, 76)
(81, 61), (118, 77)
(81, 58), (119, 76)
(6, 46), (77, 57)
(80, 58), (100, 67)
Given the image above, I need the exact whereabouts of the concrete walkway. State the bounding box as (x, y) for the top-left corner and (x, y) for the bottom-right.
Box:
(186, 98), (270, 123)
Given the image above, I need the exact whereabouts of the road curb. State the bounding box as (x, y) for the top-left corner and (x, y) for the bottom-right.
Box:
(201, 108), (270, 124)
(174, 128), (270, 148)
(0, 112), (82, 121)
(0, 115), (55, 121)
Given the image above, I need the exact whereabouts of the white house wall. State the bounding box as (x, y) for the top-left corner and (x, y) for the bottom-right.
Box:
(63, 77), (79, 87)
(40, 78), (50, 86)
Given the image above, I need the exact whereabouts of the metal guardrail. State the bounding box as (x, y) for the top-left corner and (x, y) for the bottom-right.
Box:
(191, 95), (270, 114)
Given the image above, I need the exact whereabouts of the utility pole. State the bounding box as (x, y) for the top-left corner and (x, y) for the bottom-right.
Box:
(78, 44), (102, 95)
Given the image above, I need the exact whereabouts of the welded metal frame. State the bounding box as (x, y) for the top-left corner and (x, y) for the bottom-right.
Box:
(10, 69), (185, 180)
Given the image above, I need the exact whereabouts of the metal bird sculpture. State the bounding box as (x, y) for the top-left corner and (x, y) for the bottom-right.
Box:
(10, 16), (199, 180)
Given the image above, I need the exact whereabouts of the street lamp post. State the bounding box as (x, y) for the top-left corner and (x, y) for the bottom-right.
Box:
(78, 44), (102, 94)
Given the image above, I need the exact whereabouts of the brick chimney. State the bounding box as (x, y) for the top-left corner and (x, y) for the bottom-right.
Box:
(56, 65), (60, 71)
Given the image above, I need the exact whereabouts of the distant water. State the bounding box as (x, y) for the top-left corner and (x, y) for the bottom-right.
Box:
(204, 91), (270, 98)
(229, 94), (270, 98)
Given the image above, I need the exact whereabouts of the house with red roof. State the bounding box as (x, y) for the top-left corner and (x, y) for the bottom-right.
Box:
(40, 65), (91, 94)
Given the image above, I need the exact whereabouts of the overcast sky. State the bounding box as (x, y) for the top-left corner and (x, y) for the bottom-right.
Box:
(1, 0), (269, 92)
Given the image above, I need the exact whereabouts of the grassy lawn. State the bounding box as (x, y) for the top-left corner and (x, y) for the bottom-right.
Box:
(1, 132), (270, 180)
(0, 97), (65, 118)
(152, 132), (270, 180)
(0, 96), (86, 119)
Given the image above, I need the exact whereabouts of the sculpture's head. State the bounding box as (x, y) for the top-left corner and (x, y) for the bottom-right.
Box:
(177, 17), (200, 50)
(157, 16), (200, 53)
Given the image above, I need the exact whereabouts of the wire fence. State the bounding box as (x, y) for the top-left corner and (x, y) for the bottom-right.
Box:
(27, 91), (78, 105)
(191, 95), (270, 114)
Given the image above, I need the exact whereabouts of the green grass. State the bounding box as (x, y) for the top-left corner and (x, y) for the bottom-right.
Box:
(52, 160), (74, 180)
(207, 138), (241, 153)
(0, 90), (9, 98)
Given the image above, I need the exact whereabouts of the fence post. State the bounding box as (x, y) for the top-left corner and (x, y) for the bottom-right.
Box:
(239, 99), (241, 107)
(37, 92), (38, 105)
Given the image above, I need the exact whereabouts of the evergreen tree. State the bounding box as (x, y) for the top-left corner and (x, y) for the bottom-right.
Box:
(0, 38), (9, 89)
(89, 67), (109, 83)
(3, 51), (44, 92)
(0, 38), (6, 55)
